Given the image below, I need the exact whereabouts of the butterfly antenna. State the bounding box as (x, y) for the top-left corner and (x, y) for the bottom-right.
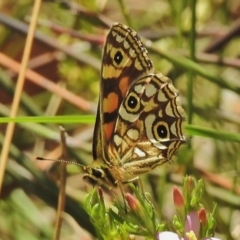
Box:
(36, 157), (87, 170)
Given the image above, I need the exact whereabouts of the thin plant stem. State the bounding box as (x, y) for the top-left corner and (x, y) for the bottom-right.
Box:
(54, 127), (68, 240)
(117, 0), (132, 27)
(187, 0), (197, 126)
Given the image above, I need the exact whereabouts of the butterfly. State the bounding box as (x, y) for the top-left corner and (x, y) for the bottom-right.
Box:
(83, 23), (186, 188)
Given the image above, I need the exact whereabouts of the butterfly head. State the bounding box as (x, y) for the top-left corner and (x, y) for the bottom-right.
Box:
(83, 161), (118, 187)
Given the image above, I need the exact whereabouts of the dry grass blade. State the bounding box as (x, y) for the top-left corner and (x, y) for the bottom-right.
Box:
(0, 0), (42, 194)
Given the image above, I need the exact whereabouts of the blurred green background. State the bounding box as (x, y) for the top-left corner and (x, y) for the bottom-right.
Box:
(0, 0), (240, 239)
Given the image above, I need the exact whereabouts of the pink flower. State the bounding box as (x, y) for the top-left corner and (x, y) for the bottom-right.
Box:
(184, 211), (200, 238)
(157, 211), (221, 240)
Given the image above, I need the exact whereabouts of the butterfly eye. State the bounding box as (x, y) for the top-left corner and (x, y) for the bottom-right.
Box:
(114, 51), (123, 64)
(92, 168), (105, 178)
(154, 122), (169, 139)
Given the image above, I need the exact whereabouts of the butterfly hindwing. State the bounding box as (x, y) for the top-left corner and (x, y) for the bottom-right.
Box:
(111, 72), (185, 168)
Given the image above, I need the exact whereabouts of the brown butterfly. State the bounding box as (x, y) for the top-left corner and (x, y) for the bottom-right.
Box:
(83, 23), (186, 188)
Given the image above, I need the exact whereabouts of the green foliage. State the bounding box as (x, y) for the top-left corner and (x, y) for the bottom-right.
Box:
(0, 0), (240, 239)
(84, 185), (164, 240)
(84, 177), (219, 239)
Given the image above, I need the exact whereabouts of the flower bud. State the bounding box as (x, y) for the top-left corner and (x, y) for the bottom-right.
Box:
(125, 193), (140, 211)
(98, 187), (103, 197)
(186, 176), (194, 192)
(173, 186), (184, 207)
(198, 207), (207, 225)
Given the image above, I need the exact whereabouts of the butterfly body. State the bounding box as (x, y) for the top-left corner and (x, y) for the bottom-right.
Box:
(83, 23), (186, 187)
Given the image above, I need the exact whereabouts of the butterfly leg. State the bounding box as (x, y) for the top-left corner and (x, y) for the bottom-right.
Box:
(138, 178), (154, 208)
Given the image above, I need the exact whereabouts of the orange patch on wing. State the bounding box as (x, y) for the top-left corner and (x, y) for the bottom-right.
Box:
(104, 122), (115, 141)
(103, 92), (119, 113)
(119, 76), (130, 97)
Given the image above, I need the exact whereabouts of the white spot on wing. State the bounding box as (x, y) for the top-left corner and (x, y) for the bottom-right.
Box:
(134, 147), (146, 157)
(134, 84), (143, 94)
(114, 134), (122, 147)
(145, 83), (157, 97)
(165, 101), (174, 117)
(129, 47), (136, 57)
(124, 40), (130, 49)
(127, 129), (139, 141)
(134, 58), (143, 70)
(116, 34), (124, 43)
(158, 91), (168, 102)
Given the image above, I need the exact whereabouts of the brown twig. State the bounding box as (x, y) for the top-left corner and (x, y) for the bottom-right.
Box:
(204, 17), (240, 53)
(0, 13), (101, 70)
(36, 19), (105, 45)
(0, 52), (97, 113)
(54, 126), (67, 240)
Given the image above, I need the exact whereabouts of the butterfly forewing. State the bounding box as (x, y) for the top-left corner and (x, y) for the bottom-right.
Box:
(93, 23), (154, 163)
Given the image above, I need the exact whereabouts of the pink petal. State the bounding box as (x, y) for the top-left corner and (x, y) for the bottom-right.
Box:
(185, 211), (200, 237)
(157, 231), (183, 240)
